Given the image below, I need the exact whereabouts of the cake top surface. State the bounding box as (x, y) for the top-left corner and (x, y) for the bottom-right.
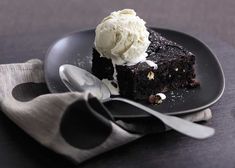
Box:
(147, 29), (192, 61)
(116, 29), (194, 70)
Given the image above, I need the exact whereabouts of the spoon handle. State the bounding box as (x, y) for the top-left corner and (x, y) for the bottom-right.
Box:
(109, 97), (215, 139)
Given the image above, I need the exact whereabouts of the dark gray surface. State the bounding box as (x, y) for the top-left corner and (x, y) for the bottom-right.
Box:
(0, 0), (235, 168)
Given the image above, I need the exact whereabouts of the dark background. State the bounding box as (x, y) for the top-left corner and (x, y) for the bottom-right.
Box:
(0, 0), (235, 168)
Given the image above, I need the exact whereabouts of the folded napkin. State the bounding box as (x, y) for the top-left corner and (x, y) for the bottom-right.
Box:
(0, 59), (212, 163)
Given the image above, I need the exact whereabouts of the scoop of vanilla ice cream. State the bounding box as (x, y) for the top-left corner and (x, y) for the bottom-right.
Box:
(94, 9), (150, 65)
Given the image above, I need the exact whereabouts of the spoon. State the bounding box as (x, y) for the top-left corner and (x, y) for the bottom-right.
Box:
(59, 64), (215, 139)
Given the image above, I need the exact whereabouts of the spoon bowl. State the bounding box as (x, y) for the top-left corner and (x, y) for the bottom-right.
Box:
(59, 64), (110, 100)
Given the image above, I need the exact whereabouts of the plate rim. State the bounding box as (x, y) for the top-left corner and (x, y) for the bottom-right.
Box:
(44, 27), (225, 117)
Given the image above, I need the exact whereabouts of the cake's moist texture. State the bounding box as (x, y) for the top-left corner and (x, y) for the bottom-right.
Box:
(92, 29), (199, 100)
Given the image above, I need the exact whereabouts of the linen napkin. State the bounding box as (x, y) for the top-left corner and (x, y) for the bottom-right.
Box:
(0, 59), (212, 163)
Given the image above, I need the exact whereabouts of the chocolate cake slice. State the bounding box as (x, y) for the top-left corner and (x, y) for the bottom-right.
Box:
(92, 29), (199, 100)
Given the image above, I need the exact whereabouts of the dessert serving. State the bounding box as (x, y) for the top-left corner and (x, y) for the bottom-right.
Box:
(92, 9), (199, 102)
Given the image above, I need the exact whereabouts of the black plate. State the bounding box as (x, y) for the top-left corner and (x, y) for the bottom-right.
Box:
(44, 28), (225, 118)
